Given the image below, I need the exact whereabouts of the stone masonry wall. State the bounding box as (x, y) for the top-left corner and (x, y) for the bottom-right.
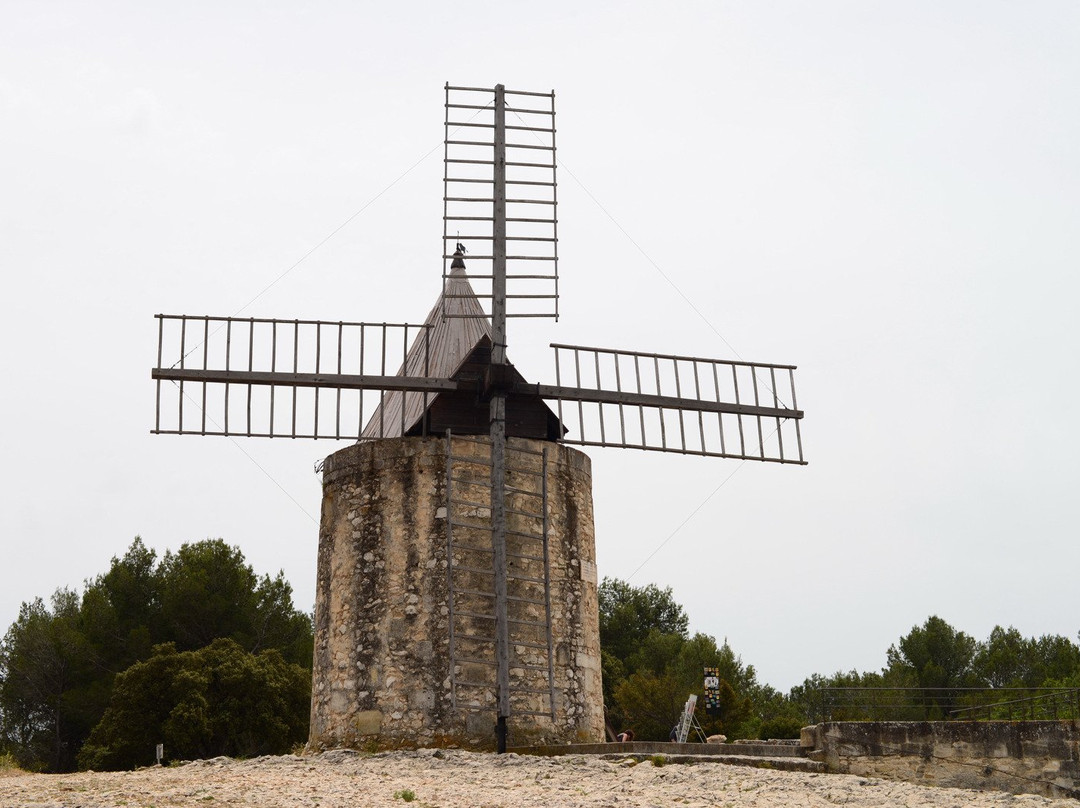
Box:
(307, 436), (604, 751)
(802, 721), (1080, 799)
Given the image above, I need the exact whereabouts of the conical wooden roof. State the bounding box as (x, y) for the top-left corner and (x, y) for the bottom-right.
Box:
(360, 267), (562, 441)
(360, 267), (489, 439)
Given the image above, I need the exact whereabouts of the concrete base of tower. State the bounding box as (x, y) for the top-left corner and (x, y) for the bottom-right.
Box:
(306, 435), (604, 751)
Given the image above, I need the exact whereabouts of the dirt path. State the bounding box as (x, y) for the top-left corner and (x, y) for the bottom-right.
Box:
(2, 749), (1074, 808)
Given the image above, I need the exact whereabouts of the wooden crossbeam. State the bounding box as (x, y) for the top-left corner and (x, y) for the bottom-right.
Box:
(520, 383), (803, 420)
(152, 368), (460, 393)
(151, 368), (801, 420)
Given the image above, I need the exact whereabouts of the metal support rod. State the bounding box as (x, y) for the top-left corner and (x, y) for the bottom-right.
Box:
(445, 429), (459, 710)
(336, 322), (343, 439)
(492, 86), (507, 367)
(540, 446), (556, 719)
(379, 323), (387, 439)
(291, 321), (298, 438)
(247, 319), (254, 436)
(201, 318), (209, 434)
(225, 319), (233, 434)
(155, 315), (163, 432)
(314, 322), (321, 438)
(490, 84), (511, 755)
(270, 321), (277, 437)
(178, 316), (185, 429)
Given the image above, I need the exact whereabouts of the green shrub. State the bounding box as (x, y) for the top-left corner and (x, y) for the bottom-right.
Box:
(757, 716), (803, 740)
(78, 638), (309, 770)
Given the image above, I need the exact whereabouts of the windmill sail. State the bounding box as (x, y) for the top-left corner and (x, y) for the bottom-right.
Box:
(537, 343), (805, 464)
(151, 315), (444, 440)
(150, 81), (807, 755)
(442, 84), (559, 320)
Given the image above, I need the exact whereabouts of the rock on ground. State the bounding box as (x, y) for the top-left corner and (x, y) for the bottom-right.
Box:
(1, 749), (1075, 808)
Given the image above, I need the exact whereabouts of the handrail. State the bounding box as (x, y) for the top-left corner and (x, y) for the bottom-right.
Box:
(813, 687), (1080, 723)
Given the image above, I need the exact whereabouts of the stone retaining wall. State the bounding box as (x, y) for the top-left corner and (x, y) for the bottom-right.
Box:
(801, 721), (1080, 799)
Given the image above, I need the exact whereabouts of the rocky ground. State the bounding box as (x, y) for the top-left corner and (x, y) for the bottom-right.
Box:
(1, 749), (1075, 808)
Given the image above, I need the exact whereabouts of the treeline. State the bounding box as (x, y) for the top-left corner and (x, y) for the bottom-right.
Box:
(600, 579), (1080, 741)
(599, 578), (799, 740)
(788, 616), (1080, 722)
(0, 538), (313, 772)
(4, 547), (1077, 770)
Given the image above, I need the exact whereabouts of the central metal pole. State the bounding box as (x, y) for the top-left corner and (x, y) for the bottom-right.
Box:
(489, 83), (511, 754)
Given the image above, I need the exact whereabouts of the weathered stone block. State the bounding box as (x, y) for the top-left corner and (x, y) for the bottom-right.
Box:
(353, 710), (382, 736)
(409, 690), (436, 709)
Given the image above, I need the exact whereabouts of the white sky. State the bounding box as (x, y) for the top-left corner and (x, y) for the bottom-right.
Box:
(2, 1), (1078, 693)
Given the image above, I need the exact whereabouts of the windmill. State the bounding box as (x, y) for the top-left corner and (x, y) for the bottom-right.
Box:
(151, 83), (805, 752)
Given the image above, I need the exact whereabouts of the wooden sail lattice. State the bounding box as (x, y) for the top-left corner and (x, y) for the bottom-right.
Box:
(549, 343), (804, 463)
(152, 315), (804, 462)
(152, 316), (436, 440)
(442, 84), (558, 320)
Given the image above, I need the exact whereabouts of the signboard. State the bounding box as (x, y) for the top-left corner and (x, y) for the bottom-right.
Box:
(703, 666), (721, 715)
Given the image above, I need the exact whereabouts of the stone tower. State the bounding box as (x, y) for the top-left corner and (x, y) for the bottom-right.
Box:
(307, 267), (604, 750)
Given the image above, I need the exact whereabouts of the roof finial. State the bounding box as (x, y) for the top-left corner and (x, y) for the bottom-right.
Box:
(451, 242), (467, 270)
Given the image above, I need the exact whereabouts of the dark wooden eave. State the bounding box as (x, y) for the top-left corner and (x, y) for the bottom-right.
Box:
(360, 266), (565, 441)
(406, 335), (563, 441)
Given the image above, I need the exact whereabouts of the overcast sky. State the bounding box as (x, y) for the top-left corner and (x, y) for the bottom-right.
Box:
(2, 1), (1078, 692)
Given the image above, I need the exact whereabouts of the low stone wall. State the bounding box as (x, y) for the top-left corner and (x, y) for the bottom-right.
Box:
(801, 721), (1080, 799)
(512, 742), (823, 772)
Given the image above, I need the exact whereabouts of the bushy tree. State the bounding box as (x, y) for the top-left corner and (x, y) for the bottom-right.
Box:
(157, 540), (312, 665)
(599, 578), (689, 734)
(95, 538), (161, 667)
(1029, 634), (1080, 685)
(598, 578), (774, 741)
(888, 616), (976, 687)
(0, 538), (313, 772)
(611, 632), (763, 740)
(0, 591), (96, 772)
(973, 626), (1031, 688)
(612, 671), (686, 741)
(78, 638), (310, 770)
(788, 669), (890, 723)
(788, 622), (1080, 724)
(598, 578), (688, 664)
(886, 616), (978, 718)
(972, 626), (1080, 692)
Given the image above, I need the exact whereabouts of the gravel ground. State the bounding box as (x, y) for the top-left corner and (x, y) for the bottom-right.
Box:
(1, 749), (1075, 808)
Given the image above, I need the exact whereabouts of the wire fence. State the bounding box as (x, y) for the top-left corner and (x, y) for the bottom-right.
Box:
(812, 687), (1080, 723)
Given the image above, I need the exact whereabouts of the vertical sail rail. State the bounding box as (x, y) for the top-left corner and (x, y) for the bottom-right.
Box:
(546, 343), (806, 464)
(444, 432), (557, 719)
(151, 314), (435, 439)
(442, 84), (559, 320)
